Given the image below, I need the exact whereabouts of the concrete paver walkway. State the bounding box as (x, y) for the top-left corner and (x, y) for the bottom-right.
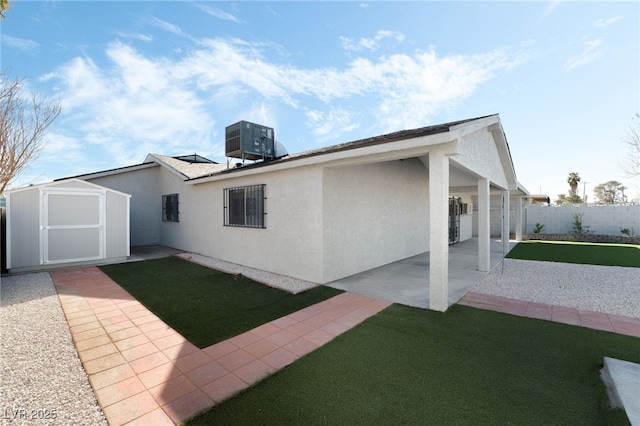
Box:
(459, 291), (640, 338)
(51, 267), (391, 425)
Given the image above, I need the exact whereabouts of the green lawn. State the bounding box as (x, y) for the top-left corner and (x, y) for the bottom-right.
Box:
(99, 257), (342, 348)
(507, 240), (640, 267)
(189, 304), (638, 425)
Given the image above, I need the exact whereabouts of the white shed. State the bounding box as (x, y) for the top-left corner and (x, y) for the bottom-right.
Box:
(6, 179), (131, 272)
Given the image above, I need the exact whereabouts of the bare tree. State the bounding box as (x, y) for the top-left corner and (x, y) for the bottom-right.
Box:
(1, 73), (62, 193)
(621, 113), (640, 177)
(1, 0), (9, 18)
(593, 180), (626, 204)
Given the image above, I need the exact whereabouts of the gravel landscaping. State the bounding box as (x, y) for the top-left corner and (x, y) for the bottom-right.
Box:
(472, 259), (640, 318)
(0, 272), (106, 426)
(175, 252), (319, 294)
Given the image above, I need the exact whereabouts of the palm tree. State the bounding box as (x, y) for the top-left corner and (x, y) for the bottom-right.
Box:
(567, 172), (581, 195)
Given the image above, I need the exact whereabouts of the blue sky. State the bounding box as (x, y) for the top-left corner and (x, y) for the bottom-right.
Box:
(2, 1), (639, 201)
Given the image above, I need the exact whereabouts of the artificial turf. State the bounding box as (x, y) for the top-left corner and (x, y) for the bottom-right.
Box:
(99, 257), (343, 348)
(506, 240), (640, 268)
(188, 304), (638, 425)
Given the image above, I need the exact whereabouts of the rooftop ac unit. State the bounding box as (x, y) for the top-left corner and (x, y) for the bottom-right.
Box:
(225, 121), (275, 161)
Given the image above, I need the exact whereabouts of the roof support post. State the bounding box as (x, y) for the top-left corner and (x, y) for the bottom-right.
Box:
(477, 178), (490, 272)
(429, 150), (450, 312)
(502, 190), (511, 256)
(515, 195), (523, 241)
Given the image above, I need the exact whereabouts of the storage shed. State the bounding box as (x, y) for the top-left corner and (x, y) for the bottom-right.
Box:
(6, 179), (131, 273)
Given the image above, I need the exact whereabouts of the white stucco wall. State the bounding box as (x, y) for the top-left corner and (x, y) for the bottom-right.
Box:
(174, 165), (326, 283)
(322, 158), (430, 282)
(88, 167), (161, 246)
(454, 129), (510, 190)
(163, 158), (433, 284)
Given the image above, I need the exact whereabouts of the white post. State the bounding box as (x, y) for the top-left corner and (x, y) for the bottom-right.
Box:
(478, 178), (490, 272)
(515, 195), (523, 241)
(429, 150), (449, 312)
(502, 190), (510, 255)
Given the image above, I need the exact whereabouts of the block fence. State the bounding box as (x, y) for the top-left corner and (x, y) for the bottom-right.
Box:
(523, 204), (640, 237)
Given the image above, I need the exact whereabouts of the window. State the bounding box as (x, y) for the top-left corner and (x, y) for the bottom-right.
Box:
(162, 194), (179, 222)
(224, 184), (266, 228)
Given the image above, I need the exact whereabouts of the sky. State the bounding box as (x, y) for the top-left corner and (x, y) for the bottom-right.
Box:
(2, 1), (639, 202)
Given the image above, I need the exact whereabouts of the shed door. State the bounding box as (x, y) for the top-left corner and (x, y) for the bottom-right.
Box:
(42, 190), (106, 264)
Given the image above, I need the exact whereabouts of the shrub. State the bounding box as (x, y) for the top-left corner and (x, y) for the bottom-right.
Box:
(571, 213), (591, 235)
(620, 227), (635, 237)
(533, 223), (545, 234)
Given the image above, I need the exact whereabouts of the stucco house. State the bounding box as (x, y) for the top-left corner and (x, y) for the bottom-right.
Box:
(63, 114), (527, 311)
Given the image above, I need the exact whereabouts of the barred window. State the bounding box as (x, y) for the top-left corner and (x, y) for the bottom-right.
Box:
(224, 184), (266, 228)
(162, 194), (179, 222)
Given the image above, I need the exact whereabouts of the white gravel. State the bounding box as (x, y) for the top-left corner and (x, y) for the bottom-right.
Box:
(175, 252), (319, 294)
(0, 273), (107, 426)
(472, 259), (640, 318)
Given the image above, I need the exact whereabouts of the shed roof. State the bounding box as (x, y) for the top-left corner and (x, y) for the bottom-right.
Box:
(7, 178), (131, 198)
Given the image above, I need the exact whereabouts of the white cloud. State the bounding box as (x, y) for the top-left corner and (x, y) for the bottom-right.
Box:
(46, 36), (524, 164)
(565, 38), (603, 73)
(2, 34), (40, 52)
(195, 4), (244, 23)
(594, 16), (622, 28)
(148, 16), (187, 37)
(114, 31), (153, 43)
(305, 107), (360, 141)
(47, 42), (215, 166)
(340, 30), (405, 52)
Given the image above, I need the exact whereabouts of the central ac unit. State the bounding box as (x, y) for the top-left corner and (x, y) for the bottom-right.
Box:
(225, 121), (275, 161)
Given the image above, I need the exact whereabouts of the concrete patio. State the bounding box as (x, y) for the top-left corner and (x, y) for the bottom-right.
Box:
(328, 238), (513, 309)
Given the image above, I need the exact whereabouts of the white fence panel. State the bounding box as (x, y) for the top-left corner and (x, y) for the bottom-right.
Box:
(523, 205), (640, 236)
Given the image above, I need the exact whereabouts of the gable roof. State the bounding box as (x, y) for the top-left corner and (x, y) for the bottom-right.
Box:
(187, 114), (505, 182)
(57, 114), (526, 194)
(55, 153), (225, 182)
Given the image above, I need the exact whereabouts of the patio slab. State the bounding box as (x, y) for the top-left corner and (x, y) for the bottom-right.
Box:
(328, 238), (512, 308)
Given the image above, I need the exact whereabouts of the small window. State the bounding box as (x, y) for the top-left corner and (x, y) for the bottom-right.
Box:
(224, 184), (266, 228)
(162, 194), (179, 222)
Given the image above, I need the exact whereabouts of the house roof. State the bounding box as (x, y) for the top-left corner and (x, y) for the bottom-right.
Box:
(144, 154), (227, 179)
(187, 114), (502, 182)
(55, 153), (225, 182)
(58, 114), (527, 194)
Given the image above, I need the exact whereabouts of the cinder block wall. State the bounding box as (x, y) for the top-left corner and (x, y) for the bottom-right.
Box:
(523, 205), (640, 236)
